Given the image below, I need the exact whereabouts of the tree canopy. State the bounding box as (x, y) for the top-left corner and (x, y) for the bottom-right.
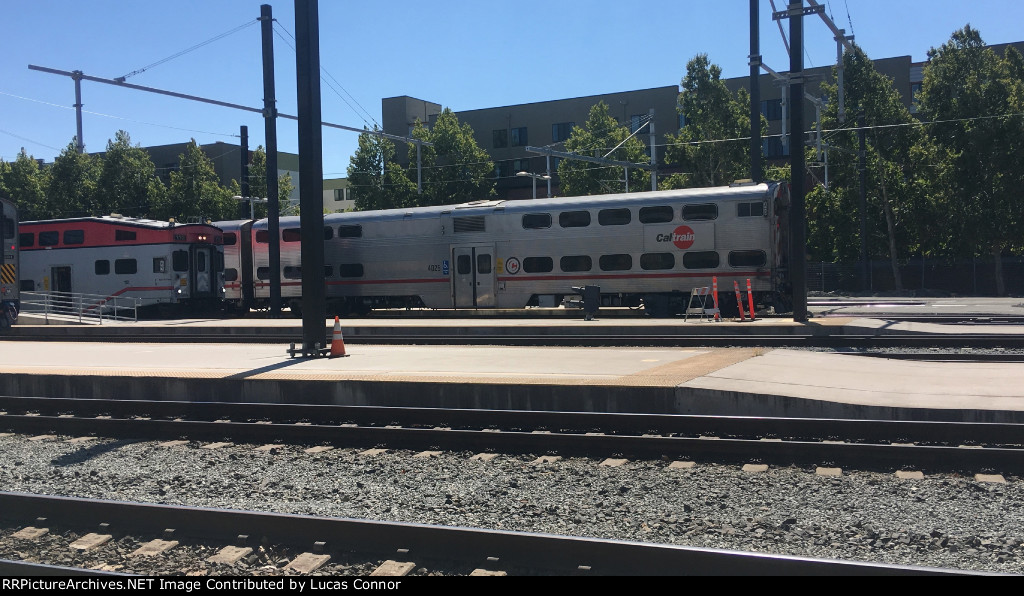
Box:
(557, 101), (650, 197)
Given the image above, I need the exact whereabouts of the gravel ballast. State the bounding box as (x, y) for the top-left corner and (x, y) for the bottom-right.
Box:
(0, 433), (1021, 575)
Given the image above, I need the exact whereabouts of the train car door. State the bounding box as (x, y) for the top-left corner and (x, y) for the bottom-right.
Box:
(191, 247), (213, 297)
(50, 266), (72, 309)
(451, 245), (495, 308)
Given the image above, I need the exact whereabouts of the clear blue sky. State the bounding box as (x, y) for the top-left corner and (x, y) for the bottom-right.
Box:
(2, 1), (1022, 180)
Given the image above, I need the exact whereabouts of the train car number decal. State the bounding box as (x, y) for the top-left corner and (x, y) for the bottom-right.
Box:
(504, 257), (520, 275)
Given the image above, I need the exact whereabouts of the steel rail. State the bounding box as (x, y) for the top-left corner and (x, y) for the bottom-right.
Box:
(0, 492), (976, 575)
(2, 397), (1022, 446)
(2, 412), (1021, 474)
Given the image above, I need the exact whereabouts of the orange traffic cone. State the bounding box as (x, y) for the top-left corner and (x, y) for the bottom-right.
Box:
(329, 316), (348, 357)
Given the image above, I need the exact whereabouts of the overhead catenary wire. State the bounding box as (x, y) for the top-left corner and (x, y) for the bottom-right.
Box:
(115, 19), (259, 82)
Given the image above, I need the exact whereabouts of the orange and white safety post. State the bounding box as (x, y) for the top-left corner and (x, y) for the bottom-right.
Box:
(711, 277), (720, 321)
(329, 316), (348, 358)
(746, 278), (756, 321)
(733, 280), (746, 321)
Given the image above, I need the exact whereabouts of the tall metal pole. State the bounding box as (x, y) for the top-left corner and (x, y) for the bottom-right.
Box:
(858, 108), (869, 290)
(72, 71), (84, 153)
(789, 0), (808, 321)
(649, 108), (657, 191)
(749, 0), (762, 182)
(239, 125), (250, 220)
(294, 0), (326, 356)
(260, 4), (282, 318)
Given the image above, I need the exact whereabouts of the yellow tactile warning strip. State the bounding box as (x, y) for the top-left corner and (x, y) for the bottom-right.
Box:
(0, 348), (764, 388)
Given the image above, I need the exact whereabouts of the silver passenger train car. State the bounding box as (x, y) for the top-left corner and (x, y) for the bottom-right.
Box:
(219, 182), (791, 317)
(1, 198), (19, 327)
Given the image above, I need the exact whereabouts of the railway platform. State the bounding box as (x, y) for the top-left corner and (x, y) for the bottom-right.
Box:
(2, 310), (1023, 424)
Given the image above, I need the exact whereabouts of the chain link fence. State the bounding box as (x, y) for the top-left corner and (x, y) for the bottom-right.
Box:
(807, 256), (1024, 296)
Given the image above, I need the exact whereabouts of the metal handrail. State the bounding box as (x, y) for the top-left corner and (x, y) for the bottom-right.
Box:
(18, 291), (139, 325)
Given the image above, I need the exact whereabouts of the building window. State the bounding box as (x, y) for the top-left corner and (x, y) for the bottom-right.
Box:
(333, 188), (349, 202)
(761, 98), (783, 121)
(630, 114), (648, 133)
(762, 136), (787, 158)
(493, 129), (508, 148)
(495, 161), (512, 179)
(678, 112), (686, 129)
(511, 127), (528, 147)
(551, 122), (574, 143)
(512, 158), (531, 173)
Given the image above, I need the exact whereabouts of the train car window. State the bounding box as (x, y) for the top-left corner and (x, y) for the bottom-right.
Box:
(457, 255), (472, 275)
(95, 260), (110, 275)
(222, 233), (237, 246)
(39, 231), (59, 247)
(337, 225), (362, 238)
(197, 252), (207, 273)
(19, 233), (34, 248)
(63, 230), (85, 245)
(255, 230), (270, 244)
(224, 269), (238, 282)
(560, 255), (592, 272)
(598, 208), (631, 226)
(114, 259), (137, 275)
(477, 254), (492, 275)
(682, 251), (720, 269)
(153, 258), (167, 274)
(640, 253), (675, 270)
(559, 211), (591, 228)
(283, 266), (302, 279)
(737, 202), (766, 217)
(522, 213), (551, 229)
(682, 203), (718, 221)
(523, 256), (553, 273)
(599, 254), (633, 271)
(324, 265), (334, 278)
(115, 230), (137, 242)
(282, 228), (301, 242)
(214, 252), (224, 272)
(729, 250), (767, 267)
(1, 217), (13, 239)
(639, 206), (673, 224)
(324, 227), (334, 240)
(20, 280), (35, 292)
(338, 264), (364, 278)
(172, 250), (189, 272)
(256, 267), (270, 281)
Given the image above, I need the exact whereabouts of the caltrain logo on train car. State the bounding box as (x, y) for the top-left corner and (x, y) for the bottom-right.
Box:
(505, 257), (521, 275)
(655, 225), (696, 250)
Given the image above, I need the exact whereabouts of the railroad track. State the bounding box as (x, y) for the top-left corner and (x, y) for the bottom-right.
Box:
(2, 397), (1021, 475)
(0, 493), (978, 576)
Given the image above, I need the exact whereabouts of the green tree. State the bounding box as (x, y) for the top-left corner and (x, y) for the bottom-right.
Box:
(665, 54), (757, 188)
(0, 149), (50, 221)
(96, 131), (163, 218)
(241, 145), (297, 218)
(347, 129), (416, 211)
(558, 101), (650, 196)
(154, 140), (234, 221)
(917, 25), (1024, 295)
(407, 108), (494, 206)
(46, 140), (101, 219)
(806, 45), (946, 289)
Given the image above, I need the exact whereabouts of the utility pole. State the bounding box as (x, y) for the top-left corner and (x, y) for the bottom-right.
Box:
(858, 108), (869, 291)
(73, 71), (84, 153)
(260, 3), (282, 318)
(788, 0), (808, 322)
(749, 0), (762, 182)
(239, 125), (250, 220)
(294, 0), (326, 356)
